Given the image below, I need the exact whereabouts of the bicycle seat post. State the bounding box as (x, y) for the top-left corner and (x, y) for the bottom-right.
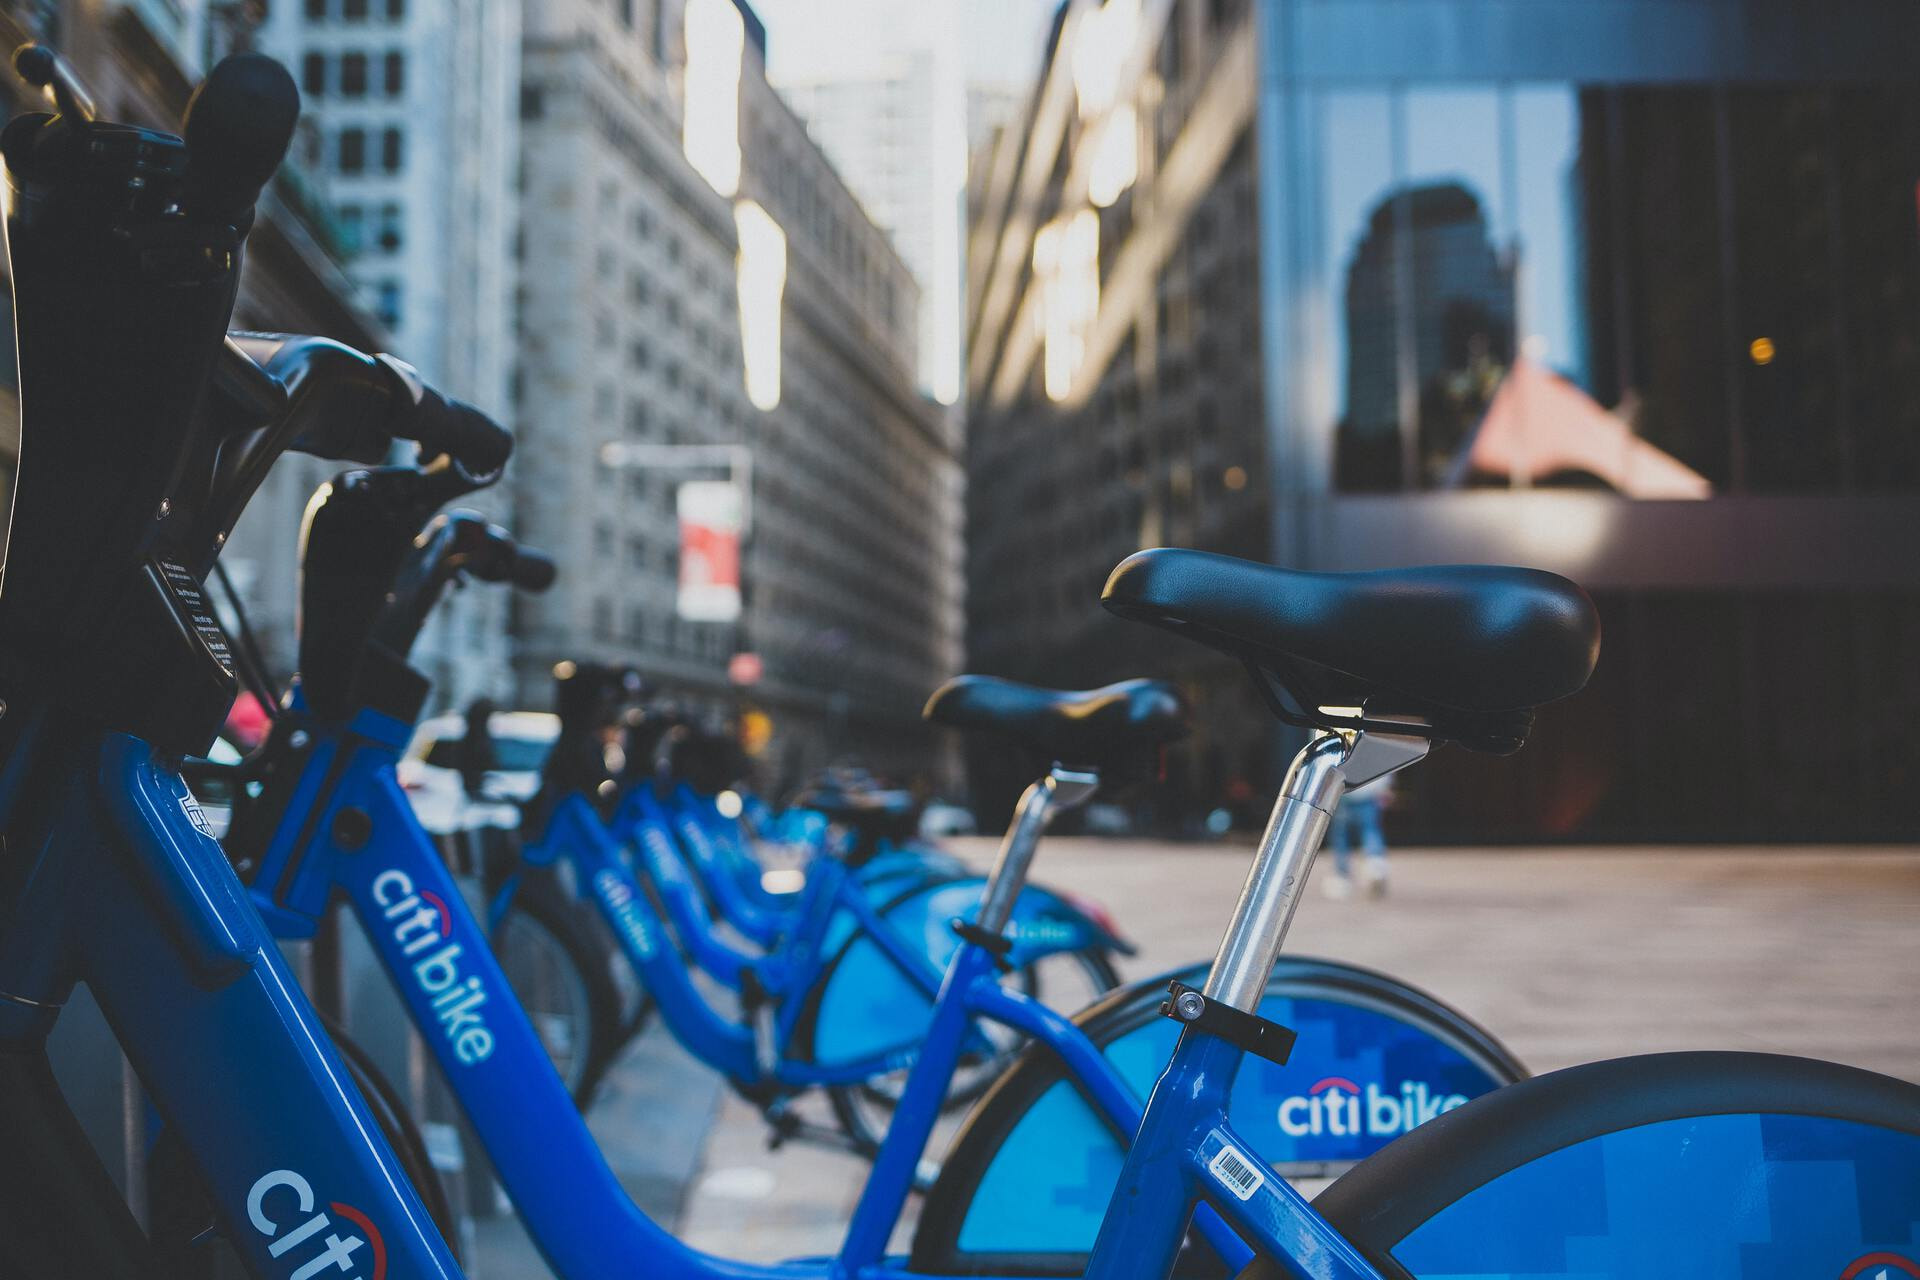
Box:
(974, 764), (1099, 935)
(1203, 728), (1427, 1012)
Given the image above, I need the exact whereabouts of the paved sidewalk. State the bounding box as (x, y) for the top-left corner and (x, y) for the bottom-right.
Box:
(676, 840), (1920, 1262)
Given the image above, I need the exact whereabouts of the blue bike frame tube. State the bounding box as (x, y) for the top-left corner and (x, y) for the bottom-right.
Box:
(0, 729), (459, 1279)
(538, 794), (766, 1075)
(628, 805), (764, 986)
(1084, 1027), (1384, 1280)
(963, 981), (1253, 1271)
(639, 784), (788, 945)
(840, 942), (1003, 1266)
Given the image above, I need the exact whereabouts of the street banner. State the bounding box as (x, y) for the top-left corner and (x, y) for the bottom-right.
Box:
(677, 480), (744, 622)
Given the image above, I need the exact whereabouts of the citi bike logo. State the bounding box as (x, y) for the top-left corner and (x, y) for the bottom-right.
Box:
(247, 1168), (386, 1280)
(371, 869), (495, 1065)
(1841, 1255), (1920, 1279)
(641, 827), (691, 888)
(595, 868), (657, 958)
(180, 793), (217, 840)
(1276, 1076), (1467, 1140)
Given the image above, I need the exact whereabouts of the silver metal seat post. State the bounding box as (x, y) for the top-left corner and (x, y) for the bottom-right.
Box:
(1203, 727), (1429, 1013)
(975, 765), (1100, 933)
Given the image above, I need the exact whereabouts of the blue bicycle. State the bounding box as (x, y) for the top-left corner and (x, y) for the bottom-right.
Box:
(498, 666), (1132, 1151)
(0, 47), (478, 1276)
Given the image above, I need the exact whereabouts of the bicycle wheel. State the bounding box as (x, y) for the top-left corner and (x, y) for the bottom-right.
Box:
(1235, 1052), (1920, 1280)
(491, 871), (625, 1106)
(912, 956), (1525, 1276)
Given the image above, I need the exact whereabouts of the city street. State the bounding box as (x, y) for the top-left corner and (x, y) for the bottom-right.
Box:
(473, 839), (1920, 1271)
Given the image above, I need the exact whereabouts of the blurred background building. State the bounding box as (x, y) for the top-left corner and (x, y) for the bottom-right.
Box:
(511, 0), (964, 791)
(255, 0), (522, 708)
(965, 0), (1920, 842)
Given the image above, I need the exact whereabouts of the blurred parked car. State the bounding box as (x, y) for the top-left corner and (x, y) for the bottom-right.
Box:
(400, 710), (559, 833)
(918, 801), (978, 838)
(1079, 803), (1135, 837)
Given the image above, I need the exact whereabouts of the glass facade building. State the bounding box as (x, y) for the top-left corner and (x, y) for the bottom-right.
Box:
(965, 0), (1920, 840)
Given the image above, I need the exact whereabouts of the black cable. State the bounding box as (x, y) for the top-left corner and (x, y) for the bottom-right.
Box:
(210, 559), (281, 722)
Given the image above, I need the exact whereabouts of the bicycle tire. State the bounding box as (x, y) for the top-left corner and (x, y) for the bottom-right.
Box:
(491, 869), (626, 1107)
(1234, 1051), (1920, 1279)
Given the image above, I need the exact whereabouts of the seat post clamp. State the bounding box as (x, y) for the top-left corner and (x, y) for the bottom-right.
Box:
(1159, 980), (1296, 1067)
(950, 918), (1016, 972)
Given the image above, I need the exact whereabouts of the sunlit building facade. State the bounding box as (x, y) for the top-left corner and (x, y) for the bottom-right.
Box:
(781, 45), (968, 403)
(966, 0), (1920, 841)
(514, 0), (964, 788)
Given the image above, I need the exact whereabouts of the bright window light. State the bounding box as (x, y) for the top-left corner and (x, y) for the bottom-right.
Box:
(1034, 208), (1100, 401)
(1087, 103), (1138, 208)
(683, 0), (744, 197)
(734, 199), (787, 410)
(1072, 0), (1139, 119)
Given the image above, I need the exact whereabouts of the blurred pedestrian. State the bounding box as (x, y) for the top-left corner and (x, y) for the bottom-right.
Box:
(1322, 774), (1394, 899)
(455, 696), (497, 800)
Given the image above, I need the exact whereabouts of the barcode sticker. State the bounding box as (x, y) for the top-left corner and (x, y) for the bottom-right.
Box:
(1208, 1143), (1265, 1201)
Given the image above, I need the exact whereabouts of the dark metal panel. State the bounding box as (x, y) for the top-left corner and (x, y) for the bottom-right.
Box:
(1307, 491), (1920, 589)
(1284, 0), (1920, 86)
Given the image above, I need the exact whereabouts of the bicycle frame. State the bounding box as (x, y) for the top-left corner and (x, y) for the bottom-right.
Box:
(0, 711), (460, 1279)
(513, 788), (980, 1086)
(242, 700), (1363, 1277)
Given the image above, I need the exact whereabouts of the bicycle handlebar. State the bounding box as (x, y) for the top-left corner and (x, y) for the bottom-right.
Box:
(179, 53), (299, 228)
(225, 335), (513, 482)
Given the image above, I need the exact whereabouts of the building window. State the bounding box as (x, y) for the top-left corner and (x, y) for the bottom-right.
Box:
(305, 0), (327, 19)
(375, 202), (402, 252)
(383, 51), (404, 97)
(337, 127), (366, 173)
(592, 598), (613, 640)
(619, 0), (634, 27)
(374, 279), (402, 329)
(342, 0), (367, 19)
(339, 51), (367, 97)
(386, 0), (405, 18)
(380, 127), (403, 172)
(337, 204), (363, 253)
(301, 51), (326, 96)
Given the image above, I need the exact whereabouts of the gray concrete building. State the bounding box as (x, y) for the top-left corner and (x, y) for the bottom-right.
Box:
(514, 0), (964, 789)
(255, 0), (523, 710)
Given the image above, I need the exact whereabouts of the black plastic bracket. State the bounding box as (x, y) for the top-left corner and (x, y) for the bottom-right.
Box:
(950, 918), (1015, 973)
(739, 966), (769, 1011)
(1159, 979), (1297, 1067)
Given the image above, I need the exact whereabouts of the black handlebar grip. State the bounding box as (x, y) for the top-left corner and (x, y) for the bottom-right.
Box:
(415, 390), (513, 480)
(181, 53), (299, 225)
(509, 545), (558, 593)
(373, 356), (513, 479)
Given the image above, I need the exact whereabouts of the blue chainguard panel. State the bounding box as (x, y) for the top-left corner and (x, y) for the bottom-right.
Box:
(956, 996), (1505, 1254)
(1392, 1113), (1920, 1278)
